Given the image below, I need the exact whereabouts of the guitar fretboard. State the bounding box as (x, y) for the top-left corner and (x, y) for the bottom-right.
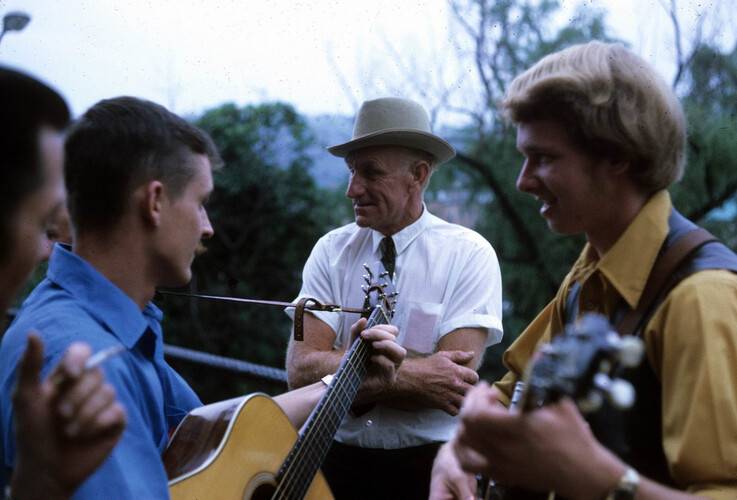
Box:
(273, 304), (389, 499)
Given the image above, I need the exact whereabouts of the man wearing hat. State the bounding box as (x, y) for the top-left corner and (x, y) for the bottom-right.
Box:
(286, 97), (503, 499)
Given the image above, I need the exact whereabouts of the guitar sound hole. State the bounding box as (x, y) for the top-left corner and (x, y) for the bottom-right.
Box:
(243, 474), (277, 500)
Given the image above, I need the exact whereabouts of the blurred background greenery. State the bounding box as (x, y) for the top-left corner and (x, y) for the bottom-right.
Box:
(6, 0), (737, 405)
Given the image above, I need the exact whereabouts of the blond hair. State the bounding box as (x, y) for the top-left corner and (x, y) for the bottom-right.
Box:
(501, 41), (686, 192)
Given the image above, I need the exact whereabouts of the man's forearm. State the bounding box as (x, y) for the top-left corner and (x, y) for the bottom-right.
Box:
(273, 382), (327, 429)
(286, 348), (346, 389)
(358, 350), (478, 415)
(358, 356), (429, 408)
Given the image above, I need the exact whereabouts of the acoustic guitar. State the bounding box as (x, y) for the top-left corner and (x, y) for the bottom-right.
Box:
(478, 313), (644, 500)
(164, 262), (397, 499)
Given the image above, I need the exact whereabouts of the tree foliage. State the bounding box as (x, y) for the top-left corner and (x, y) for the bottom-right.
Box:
(430, 0), (737, 383)
(158, 102), (350, 403)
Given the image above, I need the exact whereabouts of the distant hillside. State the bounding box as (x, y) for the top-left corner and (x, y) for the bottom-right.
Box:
(305, 114), (353, 189)
(304, 114), (469, 190)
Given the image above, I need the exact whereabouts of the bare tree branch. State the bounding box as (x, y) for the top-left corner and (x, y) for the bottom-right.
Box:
(455, 151), (559, 295)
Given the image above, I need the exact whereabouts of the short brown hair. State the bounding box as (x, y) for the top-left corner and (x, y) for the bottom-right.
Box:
(65, 97), (222, 234)
(501, 41), (686, 193)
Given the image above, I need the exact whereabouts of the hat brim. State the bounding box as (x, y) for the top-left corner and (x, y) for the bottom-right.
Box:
(327, 129), (456, 164)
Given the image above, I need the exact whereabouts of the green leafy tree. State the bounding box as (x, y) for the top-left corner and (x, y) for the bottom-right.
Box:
(430, 0), (616, 382)
(159, 102), (350, 403)
(436, 0), (737, 383)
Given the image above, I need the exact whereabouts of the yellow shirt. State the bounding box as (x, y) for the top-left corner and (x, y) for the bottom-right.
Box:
(495, 190), (737, 499)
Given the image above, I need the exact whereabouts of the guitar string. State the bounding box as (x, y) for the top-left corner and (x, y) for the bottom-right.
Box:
(274, 306), (389, 498)
(273, 307), (387, 498)
(274, 343), (370, 498)
(276, 333), (371, 497)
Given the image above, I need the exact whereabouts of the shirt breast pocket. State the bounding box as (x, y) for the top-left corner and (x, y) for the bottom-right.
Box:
(399, 301), (441, 355)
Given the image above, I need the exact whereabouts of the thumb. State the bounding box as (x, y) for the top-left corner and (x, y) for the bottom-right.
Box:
(15, 333), (44, 392)
(443, 350), (475, 364)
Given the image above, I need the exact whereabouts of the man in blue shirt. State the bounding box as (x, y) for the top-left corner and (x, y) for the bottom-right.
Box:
(0, 67), (127, 499)
(0, 95), (405, 498)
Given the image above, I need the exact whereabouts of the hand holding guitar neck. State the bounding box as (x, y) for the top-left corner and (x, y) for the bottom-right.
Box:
(471, 313), (644, 499)
(516, 313), (644, 414)
(164, 261), (402, 500)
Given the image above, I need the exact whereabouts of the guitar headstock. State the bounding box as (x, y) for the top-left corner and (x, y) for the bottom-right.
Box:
(516, 313), (644, 414)
(361, 261), (398, 323)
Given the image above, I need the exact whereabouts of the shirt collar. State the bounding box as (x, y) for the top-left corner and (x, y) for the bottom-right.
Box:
(370, 204), (430, 256)
(573, 190), (672, 309)
(47, 244), (161, 349)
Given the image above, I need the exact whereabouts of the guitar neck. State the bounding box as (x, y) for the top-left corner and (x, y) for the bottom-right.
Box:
(274, 305), (390, 498)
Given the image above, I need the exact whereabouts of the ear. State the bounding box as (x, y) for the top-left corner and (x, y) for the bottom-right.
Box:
(141, 181), (166, 227)
(408, 160), (430, 193)
(606, 158), (631, 178)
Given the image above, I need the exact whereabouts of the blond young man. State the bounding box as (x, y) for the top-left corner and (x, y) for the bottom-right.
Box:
(430, 41), (737, 500)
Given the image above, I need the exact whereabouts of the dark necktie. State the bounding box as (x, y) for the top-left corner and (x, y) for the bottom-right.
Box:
(380, 236), (396, 281)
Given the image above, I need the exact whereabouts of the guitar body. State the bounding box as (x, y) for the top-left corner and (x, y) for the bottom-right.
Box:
(164, 263), (396, 499)
(164, 393), (332, 500)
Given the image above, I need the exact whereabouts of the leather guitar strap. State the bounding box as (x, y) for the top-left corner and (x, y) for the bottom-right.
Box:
(615, 227), (717, 338)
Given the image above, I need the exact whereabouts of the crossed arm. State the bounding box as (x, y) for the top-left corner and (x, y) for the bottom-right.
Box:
(286, 313), (487, 415)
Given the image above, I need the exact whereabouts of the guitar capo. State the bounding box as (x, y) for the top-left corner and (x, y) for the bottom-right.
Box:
(292, 297), (368, 341)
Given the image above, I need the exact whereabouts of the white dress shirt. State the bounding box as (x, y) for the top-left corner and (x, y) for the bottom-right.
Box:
(287, 207), (503, 448)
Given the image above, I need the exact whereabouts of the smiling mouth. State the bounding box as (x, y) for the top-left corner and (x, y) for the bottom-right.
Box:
(195, 242), (207, 255)
(535, 195), (556, 215)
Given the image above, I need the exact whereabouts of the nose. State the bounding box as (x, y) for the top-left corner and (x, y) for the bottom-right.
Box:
(39, 236), (54, 262)
(516, 160), (539, 193)
(346, 173), (363, 199)
(201, 209), (214, 240)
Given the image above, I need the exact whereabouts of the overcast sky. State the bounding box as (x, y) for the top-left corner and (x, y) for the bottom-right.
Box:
(0, 0), (734, 121)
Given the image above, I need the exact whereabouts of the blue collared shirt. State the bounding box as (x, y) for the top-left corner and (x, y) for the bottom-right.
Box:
(0, 244), (201, 498)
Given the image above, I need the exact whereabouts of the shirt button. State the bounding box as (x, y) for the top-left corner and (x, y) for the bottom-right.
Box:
(365, 419), (373, 427)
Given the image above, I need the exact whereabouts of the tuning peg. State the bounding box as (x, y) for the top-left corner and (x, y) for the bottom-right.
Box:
(577, 388), (604, 414)
(608, 378), (636, 409)
(361, 284), (369, 296)
(617, 336), (644, 368)
(586, 372), (636, 411)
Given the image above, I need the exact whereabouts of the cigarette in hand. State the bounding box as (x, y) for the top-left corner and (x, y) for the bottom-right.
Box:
(51, 344), (126, 387)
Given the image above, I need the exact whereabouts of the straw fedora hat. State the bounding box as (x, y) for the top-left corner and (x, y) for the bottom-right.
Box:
(327, 97), (456, 164)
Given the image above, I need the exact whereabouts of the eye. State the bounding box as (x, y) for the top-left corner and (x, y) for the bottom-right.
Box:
(42, 214), (60, 237)
(526, 152), (554, 166)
